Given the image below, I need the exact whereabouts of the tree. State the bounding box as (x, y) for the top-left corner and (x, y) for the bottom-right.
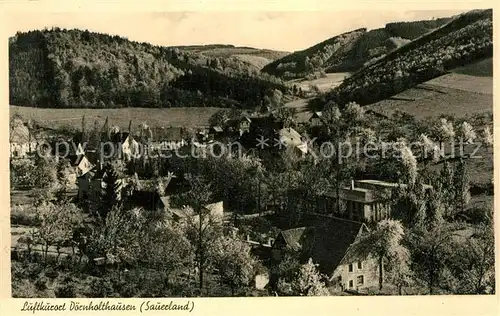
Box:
(56, 159), (73, 193)
(140, 221), (195, 288)
(35, 201), (84, 264)
(398, 141), (418, 185)
(481, 126), (493, 147)
(439, 160), (455, 217)
(457, 121), (476, 144)
(349, 220), (409, 290)
(277, 258), (329, 296)
(453, 159), (470, 218)
(87, 205), (145, 271)
(273, 107), (297, 128)
(178, 175), (221, 292)
(458, 223), (495, 294)
(434, 118), (455, 148)
(209, 236), (258, 296)
(409, 224), (458, 294)
(418, 134), (441, 163)
(98, 163), (122, 221)
(319, 101), (366, 213)
(391, 180), (427, 228)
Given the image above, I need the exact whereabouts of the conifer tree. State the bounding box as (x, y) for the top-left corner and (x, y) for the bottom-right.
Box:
(99, 163), (122, 220)
(453, 159), (470, 218)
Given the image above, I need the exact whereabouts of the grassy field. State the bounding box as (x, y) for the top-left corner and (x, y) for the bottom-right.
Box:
(10, 106), (222, 130)
(425, 73), (493, 95)
(450, 57), (493, 77)
(364, 73), (493, 120)
(289, 73), (351, 93)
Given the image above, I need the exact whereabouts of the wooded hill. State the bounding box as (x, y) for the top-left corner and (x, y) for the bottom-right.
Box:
(261, 17), (453, 78)
(174, 44), (289, 71)
(320, 9), (493, 107)
(9, 29), (289, 109)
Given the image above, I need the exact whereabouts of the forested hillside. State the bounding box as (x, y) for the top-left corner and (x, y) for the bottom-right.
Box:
(262, 17), (452, 78)
(9, 29), (289, 109)
(321, 9), (492, 107)
(174, 44), (289, 71)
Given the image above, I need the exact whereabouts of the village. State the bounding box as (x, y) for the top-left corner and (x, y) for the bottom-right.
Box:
(8, 9), (494, 298)
(10, 99), (494, 297)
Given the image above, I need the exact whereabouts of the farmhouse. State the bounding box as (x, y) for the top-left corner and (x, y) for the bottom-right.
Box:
(272, 215), (377, 293)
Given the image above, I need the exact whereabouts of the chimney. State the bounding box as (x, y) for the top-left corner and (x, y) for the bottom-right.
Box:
(351, 180), (355, 190)
(128, 120), (132, 133)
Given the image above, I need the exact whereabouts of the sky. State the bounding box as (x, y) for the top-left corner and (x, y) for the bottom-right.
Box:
(7, 10), (469, 52)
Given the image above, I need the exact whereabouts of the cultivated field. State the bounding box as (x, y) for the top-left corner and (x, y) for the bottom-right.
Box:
(9, 106), (222, 130)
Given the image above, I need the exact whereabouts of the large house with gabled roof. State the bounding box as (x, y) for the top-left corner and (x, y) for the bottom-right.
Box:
(271, 214), (378, 293)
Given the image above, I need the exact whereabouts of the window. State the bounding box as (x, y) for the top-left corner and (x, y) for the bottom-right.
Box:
(357, 275), (364, 285)
(348, 264), (353, 272)
(349, 280), (354, 288)
(357, 261), (363, 269)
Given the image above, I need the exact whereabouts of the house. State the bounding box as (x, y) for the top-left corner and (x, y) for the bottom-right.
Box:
(277, 127), (308, 154)
(162, 200), (225, 224)
(77, 165), (125, 203)
(308, 111), (323, 126)
(272, 215), (377, 293)
(10, 122), (37, 159)
(69, 154), (94, 177)
(126, 190), (166, 211)
(330, 179), (433, 223)
(238, 116), (252, 135)
(104, 132), (140, 161)
(148, 127), (188, 151)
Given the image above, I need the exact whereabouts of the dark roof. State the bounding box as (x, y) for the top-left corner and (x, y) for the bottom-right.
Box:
(241, 116), (252, 123)
(72, 132), (84, 144)
(85, 151), (99, 165)
(279, 227), (310, 252)
(277, 216), (367, 275)
(69, 154), (85, 167)
(169, 206), (195, 219)
(164, 176), (191, 195)
(126, 190), (165, 211)
(109, 132), (130, 144)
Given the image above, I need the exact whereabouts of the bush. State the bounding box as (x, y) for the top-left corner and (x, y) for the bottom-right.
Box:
(54, 283), (76, 298)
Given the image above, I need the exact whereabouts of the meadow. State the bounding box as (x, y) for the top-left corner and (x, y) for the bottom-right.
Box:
(9, 106), (222, 131)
